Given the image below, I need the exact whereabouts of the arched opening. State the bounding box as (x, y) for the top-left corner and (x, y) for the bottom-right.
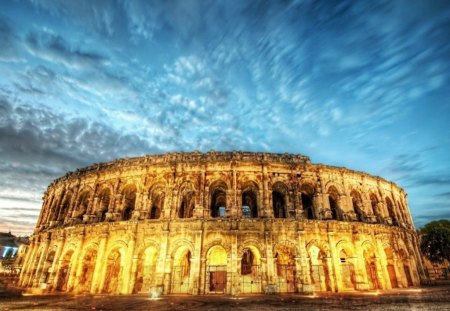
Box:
(339, 249), (357, 290)
(133, 247), (158, 294)
(396, 200), (406, 224)
(384, 246), (398, 288)
(242, 184), (258, 218)
(122, 185), (137, 221)
(328, 186), (340, 220)
(370, 194), (381, 222)
(98, 188), (111, 222)
(240, 247), (261, 293)
(399, 249), (413, 287)
(350, 190), (364, 222)
(149, 192), (164, 220)
(102, 248), (123, 294)
(171, 248), (191, 293)
(75, 191), (91, 222)
(56, 250), (74, 291)
(179, 191), (195, 218)
(206, 246), (227, 293)
(41, 250), (56, 285)
(274, 246), (296, 292)
(78, 248), (97, 293)
(308, 245), (331, 292)
(301, 184), (315, 220)
(385, 197), (397, 225)
(272, 191), (286, 218)
(57, 193), (72, 221)
(363, 247), (380, 290)
(210, 183), (227, 218)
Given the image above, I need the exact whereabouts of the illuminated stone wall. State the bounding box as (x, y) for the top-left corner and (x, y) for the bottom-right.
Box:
(19, 151), (425, 294)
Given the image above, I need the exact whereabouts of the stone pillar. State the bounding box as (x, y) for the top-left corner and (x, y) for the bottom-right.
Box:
(19, 239), (36, 285)
(262, 163), (270, 218)
(313, 193), (323, 219)
(121, 232), (136, 294)
(230, 230), (239, 295)
(47, 236), (65, 290)
(33, 238), (50, 288)
(66, 232), (85, 291)
(191, 230), (203, 294)
(297, 227), (313, 293)
(327, 230), (339, 292)
(374, 236), (391, 290)
(156, 227), (170, 293)
(264, 229), (275, 290)
(91, 233), (108, 293)
(232, 167), (237, 217)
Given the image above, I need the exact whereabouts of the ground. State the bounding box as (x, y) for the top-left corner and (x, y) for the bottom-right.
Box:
(1, 287), (450, 311)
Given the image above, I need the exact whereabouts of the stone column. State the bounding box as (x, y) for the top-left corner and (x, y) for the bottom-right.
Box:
(156, 227), (170, 293)
(33, 238), (50, 288)
(19, 239), (36, 285)
(47, 235), (65, 290)
(297, 227), (313, 293)
(264, 229), (275, 290)
(327, 229), (340, 292)
(121, 232), (137, 294)
(230, 230), (239, 295)
(190, 229), (203, 294)
(91, 233), (108, 293)
(66, 231), (85, 291)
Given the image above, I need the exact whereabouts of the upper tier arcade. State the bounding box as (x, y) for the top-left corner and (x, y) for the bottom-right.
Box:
(35, 151), (414, 232)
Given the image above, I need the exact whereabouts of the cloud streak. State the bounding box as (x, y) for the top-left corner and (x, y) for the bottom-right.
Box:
(0, 0), (449, 233)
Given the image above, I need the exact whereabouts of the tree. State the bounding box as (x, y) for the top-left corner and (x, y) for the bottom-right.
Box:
(420, 220), (450, 264)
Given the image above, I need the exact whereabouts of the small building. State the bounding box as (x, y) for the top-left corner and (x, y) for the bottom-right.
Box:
(0, 232), (30, 276)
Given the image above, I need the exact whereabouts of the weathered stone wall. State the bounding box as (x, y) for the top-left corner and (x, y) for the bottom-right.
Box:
(19, 151), (424, 294)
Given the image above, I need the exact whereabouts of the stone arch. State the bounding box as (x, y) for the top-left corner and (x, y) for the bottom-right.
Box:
(202, 239), (231, 258)
(97, 187), (112, 222)
(385, 196), (396, 224)
(336, 241), (357, 290)
(238, 239), (265, 260)
(396, 199), (406, 224)
(169, 239), (195, 259)
(78, 244), (98, 293)
(170, 241), (194, 294)
(57, 190), (73, 221)
(300, 182), (316, 219)
(102, 245), (127, 294)
(272, 181), (289, 218)
(273, 242), (297, 292)
(383, 243), (398, 288)
(369, 192), (382, 221)
(56, 248), (75, 291)
(306, 239), (331, 292)
(74, 187), (93, 222)
(241, 181), (259, 218)
(148, 183), (166, 220)
(209, 180), (228, 218)
(361, 241), (380, 290)
(205, 245), (228, 293)
(133, 243), (159, 294)
(178, 181), (196, 219)
(350, 189), (365, 222)
(397, 247), (414, 287)
(239, 243), (263, 293)
(121, 184), (137, 221)
(41, 246), (57, 285)
(327, 185), (341, 220)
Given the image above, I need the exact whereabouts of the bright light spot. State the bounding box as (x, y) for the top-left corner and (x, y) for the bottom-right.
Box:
(149, 288), (162, 300)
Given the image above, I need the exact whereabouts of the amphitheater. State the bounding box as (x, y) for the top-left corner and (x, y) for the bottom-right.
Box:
(19, 151), (425, 295)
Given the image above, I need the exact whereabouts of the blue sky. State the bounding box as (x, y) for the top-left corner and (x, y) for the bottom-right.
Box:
(0, 0), (449, 235)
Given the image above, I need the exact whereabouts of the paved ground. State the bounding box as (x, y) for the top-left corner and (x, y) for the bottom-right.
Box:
(1, 287), (450, 311)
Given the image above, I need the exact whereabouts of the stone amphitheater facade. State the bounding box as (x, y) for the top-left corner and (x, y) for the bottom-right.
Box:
(19, 151), (425, 295)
